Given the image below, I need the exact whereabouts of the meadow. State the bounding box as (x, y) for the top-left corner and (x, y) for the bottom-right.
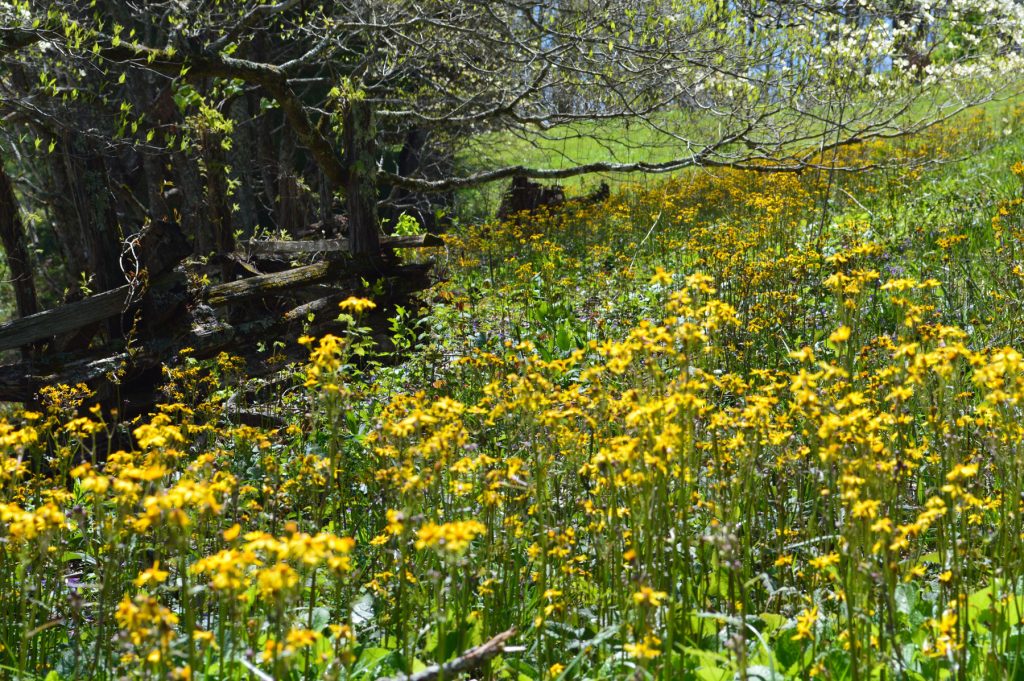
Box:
(4, 103), (1024, 680)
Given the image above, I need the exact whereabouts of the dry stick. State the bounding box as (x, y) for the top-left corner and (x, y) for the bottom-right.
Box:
(238, 658), (275, 681)
(626, 211), (663, 274)
(376, 628), (517, 681)
(838, 187), (876, 221)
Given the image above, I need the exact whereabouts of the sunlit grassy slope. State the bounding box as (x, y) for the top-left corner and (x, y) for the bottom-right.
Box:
(455, 93), (1024, 213)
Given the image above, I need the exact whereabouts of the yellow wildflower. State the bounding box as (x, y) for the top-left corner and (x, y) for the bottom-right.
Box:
(338, 296), (377, 314)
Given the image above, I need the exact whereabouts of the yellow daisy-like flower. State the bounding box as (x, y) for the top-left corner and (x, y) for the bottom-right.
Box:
(829, 325), (851, 343)
(649, 266), (673, 286)
(793, 606), (819, 641)
(134, 561), (170, 588)
(632, 586), (668, 607)
(223, 523), (241, 541)
(415, 519), (486, 555)
(946, 462), (978, 482)
(624, 634), (661, 659)
(852, 498), (880, 520)
(338, 296), (377, 314)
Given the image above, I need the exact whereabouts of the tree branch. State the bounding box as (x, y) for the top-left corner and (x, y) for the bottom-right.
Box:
(0, 27), (43, 56)
(376, 628), (517, 681)
(90, 38), (350, 186)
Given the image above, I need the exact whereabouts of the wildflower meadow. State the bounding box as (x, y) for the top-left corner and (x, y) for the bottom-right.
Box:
(6, 104), (1024, 681)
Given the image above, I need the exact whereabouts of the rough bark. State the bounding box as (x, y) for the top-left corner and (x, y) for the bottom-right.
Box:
(242, 233), (441, 258)
(0, 155), (38, 320)
(142, 152), (170, 222)
(170, 153), (206, 254)
(55, 133), (124, 296)
(342, 99), (380, 254)
(276, 125), (304, 235)
(256, 102), (282, 223)
(46, 140), (91, 295)
(141, 85), (173, 223)
(204, 260), (338, 307)
(201, 130), (236, 261)
(227, 96), (261, 237)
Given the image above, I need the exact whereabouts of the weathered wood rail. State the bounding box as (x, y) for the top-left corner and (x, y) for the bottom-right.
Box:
(242, 233), (442, 258)
(0, 229), (442, 405)
(0, 285), (133, 353)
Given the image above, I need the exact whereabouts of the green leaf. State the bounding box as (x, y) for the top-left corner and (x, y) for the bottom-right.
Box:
(742, 665), (785, 681)
(556, 324), (573, 352)
(680, 646), (731, 681)
(773, 629), (803, 671)
(350, 647), (391, 677)
(310, 606), (331, 633)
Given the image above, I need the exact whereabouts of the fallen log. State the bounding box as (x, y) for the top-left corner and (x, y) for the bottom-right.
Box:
(0, 256), (430, 361)
(224, 390), (288, 429)
(0, 313), (256, 403)
(0, 221), (192, 354)
(0, 347), (153, 403)
(0, 234), (437, 403)
(281, 294), (344, 324)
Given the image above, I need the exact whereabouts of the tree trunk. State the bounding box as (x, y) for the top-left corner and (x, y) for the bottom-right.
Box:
(277, 125), (304, 235)
(46, 144), (90, 295)
(142, 151), (170, 222)
(52, 133), (123, 296)
(318, 168), (334, 231)
(201, 130), (235, 259)
(0, 154), (39, 320)
(342, 99), (379, 255)
(170, 152), (205, 255)
(227, 96), (260, 238)
(256, 97), (281, 222)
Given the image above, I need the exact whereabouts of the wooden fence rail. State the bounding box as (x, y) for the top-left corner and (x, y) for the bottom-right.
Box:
(0, 232), (441, 405)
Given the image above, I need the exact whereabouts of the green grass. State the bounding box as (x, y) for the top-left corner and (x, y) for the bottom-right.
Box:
(453, 89), (1024, 216)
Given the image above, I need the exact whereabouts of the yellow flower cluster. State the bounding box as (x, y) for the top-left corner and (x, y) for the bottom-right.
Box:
(414, 519), (487, 555)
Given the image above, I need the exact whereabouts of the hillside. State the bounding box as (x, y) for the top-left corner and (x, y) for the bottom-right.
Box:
(3, 102), (1024, 679)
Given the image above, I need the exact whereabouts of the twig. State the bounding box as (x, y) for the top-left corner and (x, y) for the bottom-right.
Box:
(627, 210), (663, 274)
(238, 658), (276, 681)
(838, 187), (876, 221)
(376, 628), (517, 681)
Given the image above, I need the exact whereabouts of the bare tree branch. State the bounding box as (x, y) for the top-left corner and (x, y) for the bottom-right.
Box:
(376, 628), (518, 681)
